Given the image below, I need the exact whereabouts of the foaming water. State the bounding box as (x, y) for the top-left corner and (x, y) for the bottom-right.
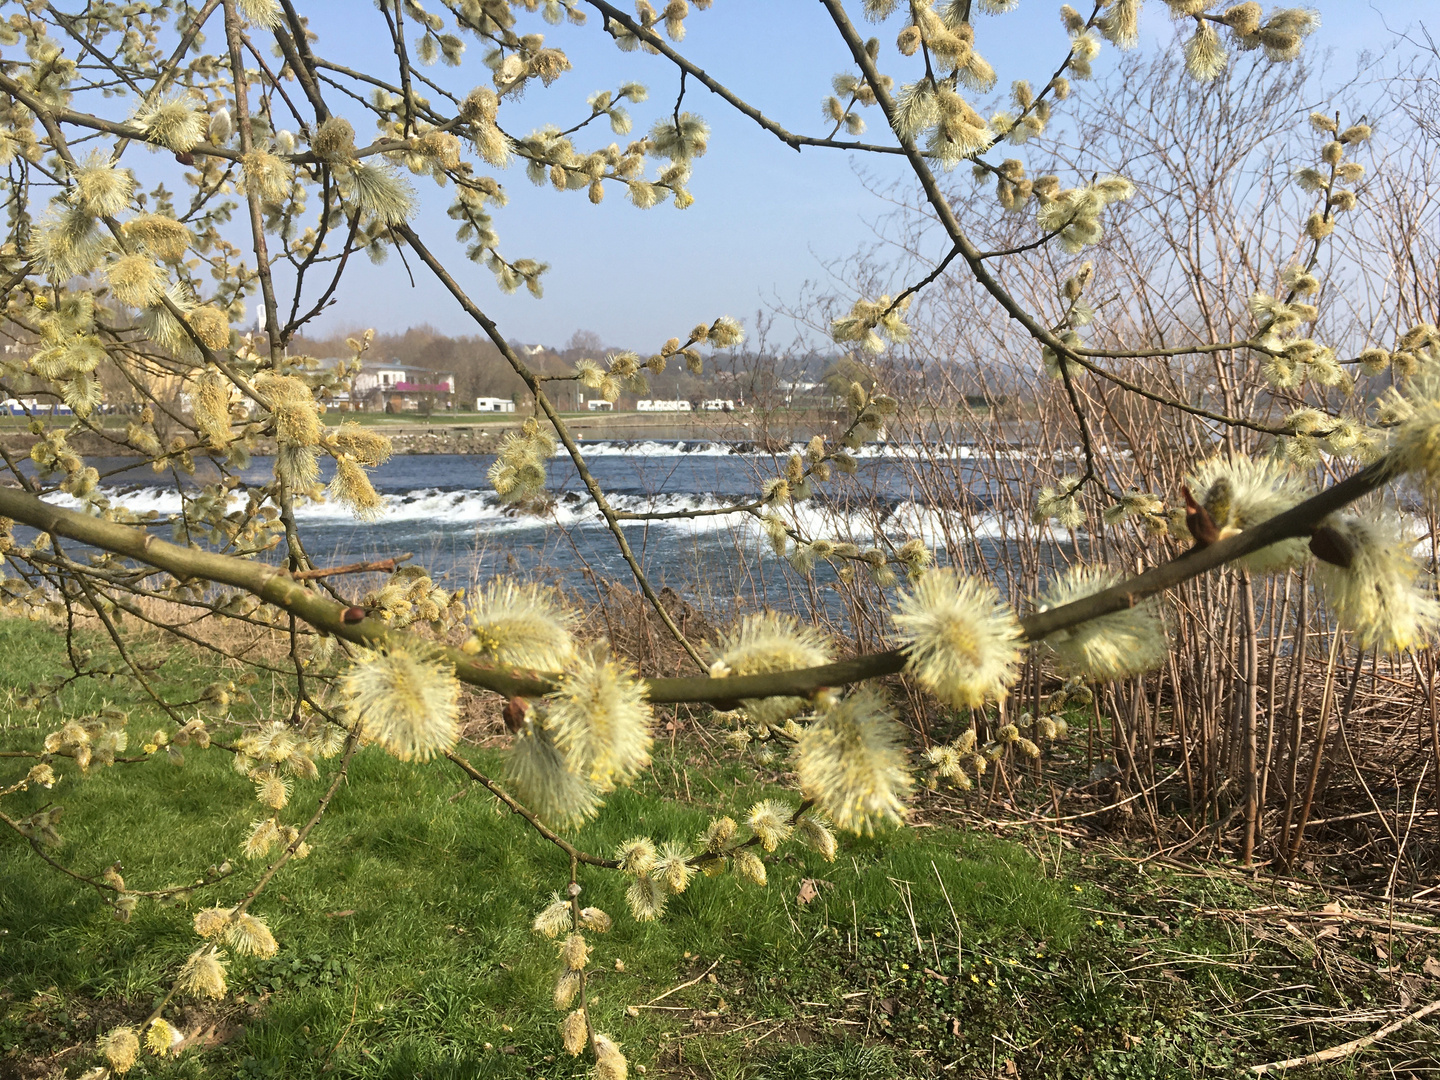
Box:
(31, 440), (1075, 600)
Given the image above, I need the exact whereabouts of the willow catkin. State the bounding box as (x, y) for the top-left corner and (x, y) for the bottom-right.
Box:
(891, 568), (1023, 707)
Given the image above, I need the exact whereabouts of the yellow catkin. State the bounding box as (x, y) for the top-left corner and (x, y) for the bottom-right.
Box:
(561, 1009), (588, 1055)
(101, 1026), (140, 1074)
(185, 305), (231, 349)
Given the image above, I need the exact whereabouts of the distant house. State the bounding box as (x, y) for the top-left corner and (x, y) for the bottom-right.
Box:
(636, 399), (692, 412)
(475, 396), (516, 413)
(353, 362), (455, 412)
(701, 399), (736, 411)
(586, 400), (613, 411)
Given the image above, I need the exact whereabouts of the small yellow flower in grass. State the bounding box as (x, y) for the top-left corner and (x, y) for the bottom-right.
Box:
(626, 874), (667, 921)
(709, 612), (832, 724)
(796, 688), (912, 835)
(892, 569), (1024, 708)
(506, 712), (604, 826)
(545, 645), (653, 791)
(176, 947), (228, 1000)
(594, 1033), (629, 1080)
(733, 848), (768, 886)
(146, 1017), (181, 1056)
(463, 578), (576, 671)
(796, 815), (838, 861)
(101, 1026), (139, 1074)
(339, 644), (460, 762)
(652, 841), (695, 894)
(224, 911), (277, 958)
(561, 1009), (588, 1056)
(1313, 509), (1440, 653)
(1184, 454), (1312, 572)
(1035, 566), (1167, 679)
(746, 799), (794, 852)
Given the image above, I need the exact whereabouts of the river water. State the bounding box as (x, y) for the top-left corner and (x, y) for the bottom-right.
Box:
(38, 439), (1079, 605)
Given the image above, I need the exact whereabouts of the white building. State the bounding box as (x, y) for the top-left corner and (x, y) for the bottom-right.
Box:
(635, 399), (693, 412)
(352, 362), (455, 411)
(474, 396), (516, 412)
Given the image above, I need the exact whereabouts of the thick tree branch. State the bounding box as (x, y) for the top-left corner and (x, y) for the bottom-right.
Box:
(0, 455), (1398, 705)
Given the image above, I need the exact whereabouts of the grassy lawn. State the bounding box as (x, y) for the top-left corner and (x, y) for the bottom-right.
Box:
(2, 617), (1436, 1079)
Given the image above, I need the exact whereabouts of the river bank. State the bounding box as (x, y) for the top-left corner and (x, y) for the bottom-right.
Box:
(0, 409), (832, 458)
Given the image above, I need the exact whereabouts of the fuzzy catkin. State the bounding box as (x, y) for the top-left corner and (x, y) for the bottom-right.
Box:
(795, 688), (912, 835)
(891, 568), (1023, 707)
(339, 645), (461, 762)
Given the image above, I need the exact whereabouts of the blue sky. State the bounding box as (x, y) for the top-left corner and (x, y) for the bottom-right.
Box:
(243, 3), (1436, 349)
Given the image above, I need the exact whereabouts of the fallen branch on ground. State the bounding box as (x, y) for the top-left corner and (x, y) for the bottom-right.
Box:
(1248, 998), (1440, 1073)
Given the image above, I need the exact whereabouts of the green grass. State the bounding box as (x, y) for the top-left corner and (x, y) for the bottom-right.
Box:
(0, 620), (1079, 1078)
(2, 618), (1434, 1079)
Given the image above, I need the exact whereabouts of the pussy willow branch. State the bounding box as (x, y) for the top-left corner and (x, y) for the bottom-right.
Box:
(582, 0), (907, 157)
(688, 797), (816, 869)
(390, 221), (708, 671)
(232, 731), (359, 917)
(109, 0), (224, 160)
(0, 68), (427, 169)
(222, 0), (283, 363)
(274, 5), (332, 123)
(41, 1), (143, 95)
(131, 731), (358, 1032)
(0, 454), (1397, 704)
(0, 807), (239, 899)
(445, 750), (619, 869)
(818, 1), (1290, 439)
